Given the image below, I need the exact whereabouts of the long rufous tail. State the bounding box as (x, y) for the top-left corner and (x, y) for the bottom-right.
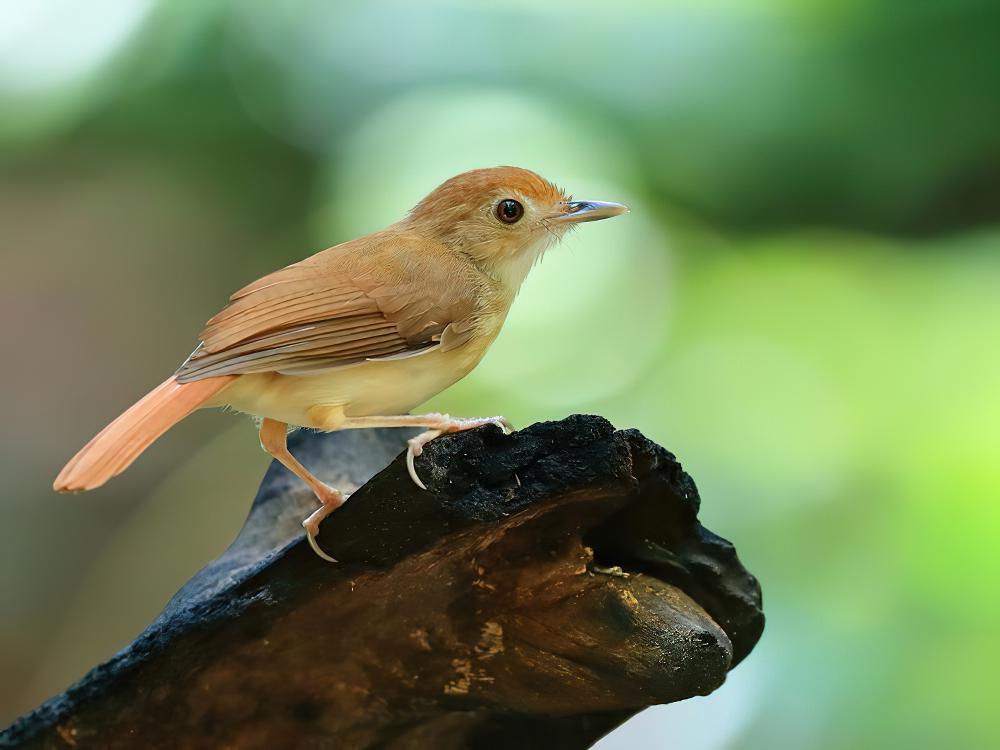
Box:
(54, 375), (236, 493)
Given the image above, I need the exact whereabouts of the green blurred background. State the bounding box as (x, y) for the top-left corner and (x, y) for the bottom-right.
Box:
(2, 1), (998, 747)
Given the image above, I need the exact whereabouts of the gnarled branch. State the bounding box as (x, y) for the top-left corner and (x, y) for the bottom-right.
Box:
(2, 416), (764, 750)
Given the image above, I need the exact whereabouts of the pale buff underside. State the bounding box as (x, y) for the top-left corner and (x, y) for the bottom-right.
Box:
(208, 332), (496, 429)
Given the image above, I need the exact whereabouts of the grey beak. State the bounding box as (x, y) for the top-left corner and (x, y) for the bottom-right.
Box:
(555, 200), (630, 223)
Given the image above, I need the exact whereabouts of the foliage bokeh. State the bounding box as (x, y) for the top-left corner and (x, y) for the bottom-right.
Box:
(1, 2), (998, 747)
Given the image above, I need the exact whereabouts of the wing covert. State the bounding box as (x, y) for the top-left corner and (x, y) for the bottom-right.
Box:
(175, 235), (480, 382)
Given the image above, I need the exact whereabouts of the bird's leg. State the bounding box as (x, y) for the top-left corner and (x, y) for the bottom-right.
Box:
(259, 417), (344, 563)
(282, 410), (513, 554)
(328, 413), (514, 490)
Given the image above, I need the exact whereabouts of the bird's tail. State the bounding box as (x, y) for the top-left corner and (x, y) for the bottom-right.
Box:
(54, 374), (236, 493)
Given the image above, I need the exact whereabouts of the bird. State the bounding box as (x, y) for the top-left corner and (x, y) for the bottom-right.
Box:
(53, 166), (629, 561)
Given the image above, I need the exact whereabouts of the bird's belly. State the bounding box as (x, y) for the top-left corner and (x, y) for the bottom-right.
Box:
(215, 344), (487, 428)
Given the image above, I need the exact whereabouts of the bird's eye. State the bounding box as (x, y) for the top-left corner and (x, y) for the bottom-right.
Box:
(495, 199), (524, 224)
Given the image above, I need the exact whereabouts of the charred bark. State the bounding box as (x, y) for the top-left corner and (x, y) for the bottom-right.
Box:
(1, 415), (764, 749)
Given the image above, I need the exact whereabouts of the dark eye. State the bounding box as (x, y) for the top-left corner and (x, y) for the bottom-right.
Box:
(495, 198), (524, 224)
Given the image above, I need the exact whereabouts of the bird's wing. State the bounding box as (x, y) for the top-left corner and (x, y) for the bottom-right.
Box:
(175, 234), (481, 381)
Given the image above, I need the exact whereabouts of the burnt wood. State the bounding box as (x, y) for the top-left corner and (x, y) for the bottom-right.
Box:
(2, 415), (764, 749)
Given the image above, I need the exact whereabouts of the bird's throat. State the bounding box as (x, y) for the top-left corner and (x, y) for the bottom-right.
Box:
(489, 236), (551, 298)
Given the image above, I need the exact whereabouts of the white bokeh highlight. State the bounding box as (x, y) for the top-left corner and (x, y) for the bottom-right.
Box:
(317, 87), (673, 408)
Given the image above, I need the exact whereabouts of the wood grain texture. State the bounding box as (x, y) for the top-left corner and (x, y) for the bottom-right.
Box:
(10, 416), (764, 749)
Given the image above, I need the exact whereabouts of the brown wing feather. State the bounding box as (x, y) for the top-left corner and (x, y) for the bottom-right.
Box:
(175, 233), (482, 382)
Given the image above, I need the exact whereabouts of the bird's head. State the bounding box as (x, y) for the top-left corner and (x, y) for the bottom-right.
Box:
(403, 166), (628, 288)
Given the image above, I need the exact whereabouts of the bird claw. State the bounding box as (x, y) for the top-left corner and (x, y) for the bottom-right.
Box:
(304, 524), (338, 563)
(301, 486), (346, 563)
(406, 416), (514, 491)
(407, 429), (442, 490)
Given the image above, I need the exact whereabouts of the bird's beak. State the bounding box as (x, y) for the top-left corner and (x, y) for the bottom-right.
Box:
(555, 200), (630, 224)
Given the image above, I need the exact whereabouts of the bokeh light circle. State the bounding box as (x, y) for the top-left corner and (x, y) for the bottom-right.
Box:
(0, 0), (157, 143)
(316, 87), (673, 408)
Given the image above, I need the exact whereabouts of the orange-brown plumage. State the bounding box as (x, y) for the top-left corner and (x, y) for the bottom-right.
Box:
(54, 166), (627, 560)
(406, 166), (567, 245)
(54, 375), (236, 492)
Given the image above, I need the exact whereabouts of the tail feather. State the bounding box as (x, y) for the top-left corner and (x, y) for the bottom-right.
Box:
(54, 375), (236, 493)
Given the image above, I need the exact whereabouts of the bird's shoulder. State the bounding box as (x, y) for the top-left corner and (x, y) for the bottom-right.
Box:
(233, 230), (488, 304)
(180, 230), (492, 379)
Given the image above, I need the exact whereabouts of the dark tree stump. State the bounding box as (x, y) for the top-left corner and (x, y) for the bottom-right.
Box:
(1, 415), (764, 749)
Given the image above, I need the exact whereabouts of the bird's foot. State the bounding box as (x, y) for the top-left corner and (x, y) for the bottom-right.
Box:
(302, 485), (347, 563)
(406, 415), (514, 490)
